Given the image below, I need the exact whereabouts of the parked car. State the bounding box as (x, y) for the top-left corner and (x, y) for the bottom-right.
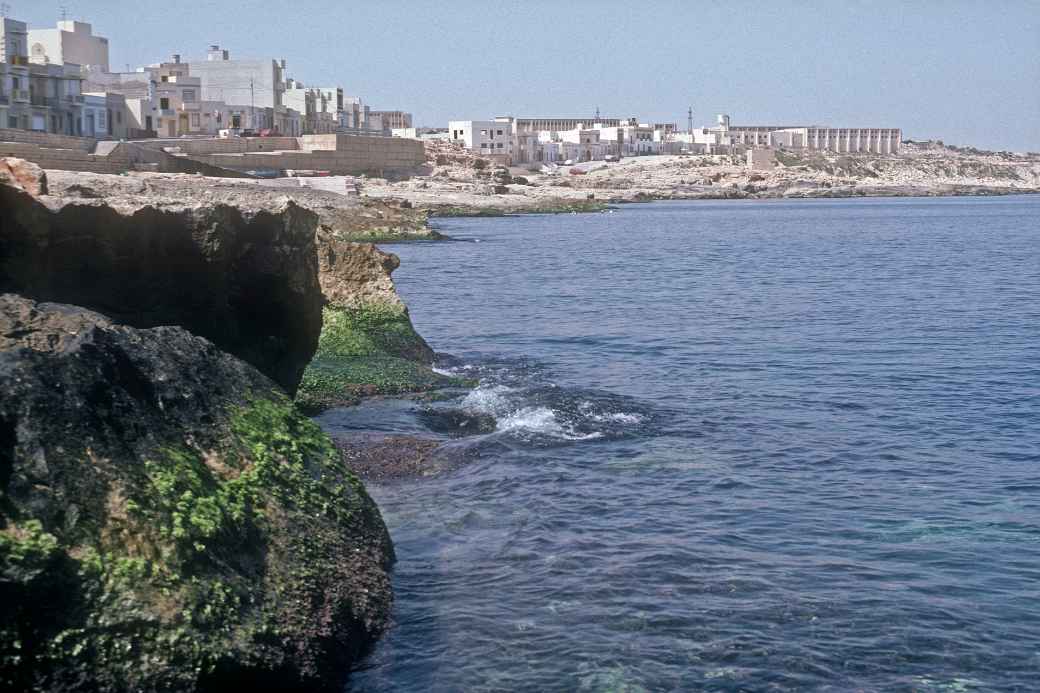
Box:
(240, 129), (257, 137)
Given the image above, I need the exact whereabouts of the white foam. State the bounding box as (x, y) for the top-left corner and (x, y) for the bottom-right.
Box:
(497, 406), (603, 441)
(461, 384), (514, 416)
(579, 400), (645, 425)
(592, 412), (645, 424)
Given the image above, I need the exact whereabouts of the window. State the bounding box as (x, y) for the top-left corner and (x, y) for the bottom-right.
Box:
(497, 129), (503, 135)
(160, 97), (169, 110)
(7, 116), (16, 128)
(497, 143), (503, 148)
(117, 111), (122, 124)
(191, 113), (200, 127)
(183, 89), (196, 103)
(161, 75), (169, 82)
(480, 129), (487, 136)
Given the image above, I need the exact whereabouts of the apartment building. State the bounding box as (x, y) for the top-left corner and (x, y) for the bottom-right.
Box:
(284, 82), (339, 134)
(29, 20), (110, 71)
(369, 110), (412, 130)
(189, 45), (300, 134)
(0, 17), (31, 130)
(448, 119), (516, 160)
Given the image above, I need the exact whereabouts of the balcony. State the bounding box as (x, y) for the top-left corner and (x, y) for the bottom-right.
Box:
(12, 89), (30, 103)
(159, 108), (176, 117)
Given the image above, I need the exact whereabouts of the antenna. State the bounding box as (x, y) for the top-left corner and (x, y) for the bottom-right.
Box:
(0, 4), (10, 18)
(60, 5), (67, 21)
(688, 106), (693, 134)
(595, 106), (600, 122)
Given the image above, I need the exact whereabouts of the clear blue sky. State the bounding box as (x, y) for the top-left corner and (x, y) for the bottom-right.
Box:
(18, 0), (1040, 151)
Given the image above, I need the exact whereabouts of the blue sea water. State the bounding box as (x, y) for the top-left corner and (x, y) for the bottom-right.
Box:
(321, 196), (1040, 692)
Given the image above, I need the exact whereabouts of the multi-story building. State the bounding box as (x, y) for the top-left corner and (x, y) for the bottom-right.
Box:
(708, 114), (901, 154)
(448, 118), (516, 160)
(343, 95), (381, 132)
(152, 55), (206, 137)
(29, 20), (110, 72)
(284, 81), (340, 134)
(1, 17), (31, 130)
(82, 66), (158, 136)
(189, 45), (300, 134)
(512, 116), (625, 132)
(25, 61), (85, 134)
(369, 110), (411, 130)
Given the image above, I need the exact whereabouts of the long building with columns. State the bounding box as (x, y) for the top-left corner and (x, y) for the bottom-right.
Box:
(718, 115), (901, 154)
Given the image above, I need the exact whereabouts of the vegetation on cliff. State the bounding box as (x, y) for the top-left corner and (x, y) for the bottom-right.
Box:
(297, 304), (459, 413)
(297, 237), (461, 413)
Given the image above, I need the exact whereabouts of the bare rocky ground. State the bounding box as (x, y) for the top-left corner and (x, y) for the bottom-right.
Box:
(43, 169), (440, 241)
(363, 140), (1040, 214)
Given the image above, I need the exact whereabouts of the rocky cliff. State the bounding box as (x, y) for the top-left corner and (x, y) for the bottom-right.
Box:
(297, 235), (453, 413)
(0, 159), (411, 691)
(0, 163), (323, 393)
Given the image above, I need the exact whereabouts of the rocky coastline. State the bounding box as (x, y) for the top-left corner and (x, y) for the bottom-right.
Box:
(361, 140), (1040, 216)
(3, 134), (1034, 688)
(0, 159), (445, 691)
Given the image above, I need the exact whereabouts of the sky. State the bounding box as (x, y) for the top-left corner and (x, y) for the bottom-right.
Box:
(16, 0), (1040, 151)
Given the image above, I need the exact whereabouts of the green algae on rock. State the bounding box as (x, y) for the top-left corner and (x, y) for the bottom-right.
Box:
(296, 305), (460, 414)
(297, 239), (462, 413)
(0, 294), (393, 692)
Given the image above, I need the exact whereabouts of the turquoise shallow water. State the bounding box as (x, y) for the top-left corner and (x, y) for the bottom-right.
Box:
(322, 196), (1040, 692)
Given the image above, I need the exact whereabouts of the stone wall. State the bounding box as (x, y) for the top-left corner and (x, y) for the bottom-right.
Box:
(0, 141), (126, 173)
(193, 135), (426, 175)
(0, 129), (424, 177)
(0, 128), (98, 152)
(146, 137), (301, 155)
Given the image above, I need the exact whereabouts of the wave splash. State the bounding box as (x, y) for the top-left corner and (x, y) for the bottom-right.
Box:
(431, 358), (654, 444)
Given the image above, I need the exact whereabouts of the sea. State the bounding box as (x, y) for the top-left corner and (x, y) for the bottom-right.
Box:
(317, 196), (1040, 692)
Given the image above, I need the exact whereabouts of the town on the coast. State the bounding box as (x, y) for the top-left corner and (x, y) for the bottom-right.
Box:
(5, 12), (1037, 200)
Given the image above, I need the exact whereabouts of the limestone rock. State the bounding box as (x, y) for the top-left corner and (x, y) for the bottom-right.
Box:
(0, 157), (47, 197)
(0, 294), (393, 692)
(0, 167), (323, 393)
(316, 236), (404, 312)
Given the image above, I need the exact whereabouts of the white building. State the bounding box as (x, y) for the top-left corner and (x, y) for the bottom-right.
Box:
(188, 45), (300, 134)
(701, 114), (901, 154)
(29, 20), (109, 72)
(448, 119), (515, 160)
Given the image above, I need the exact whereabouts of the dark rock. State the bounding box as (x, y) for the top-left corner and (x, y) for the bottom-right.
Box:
(0, 173), (323, 394)
(417, 407), (497, 437)
(0, 294), (393, 692)
(334, 434), (442, 481)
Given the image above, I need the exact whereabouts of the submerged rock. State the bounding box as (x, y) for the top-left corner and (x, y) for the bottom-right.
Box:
(0, 294), (393, 691)
(0, 163), (323, 393)
(417, 407), (498, 437)
(334, 434), (443, 481)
